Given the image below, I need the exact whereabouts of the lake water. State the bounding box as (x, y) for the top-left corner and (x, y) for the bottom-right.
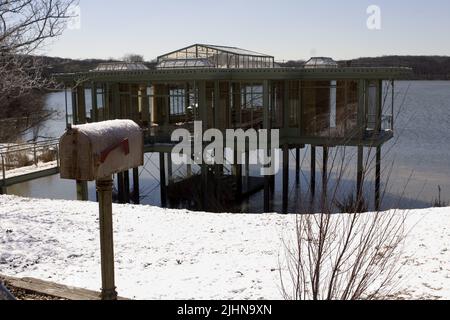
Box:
(7, 81), (450, 213)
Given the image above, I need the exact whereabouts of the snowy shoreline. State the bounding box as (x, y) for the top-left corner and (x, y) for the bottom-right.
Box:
(0, 195), (448, 300)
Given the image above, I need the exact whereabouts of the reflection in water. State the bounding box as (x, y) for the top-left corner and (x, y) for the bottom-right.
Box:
(7, 81), (450, 212)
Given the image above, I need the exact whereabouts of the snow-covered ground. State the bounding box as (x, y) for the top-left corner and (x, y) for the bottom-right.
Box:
(0, 195), (448, 300)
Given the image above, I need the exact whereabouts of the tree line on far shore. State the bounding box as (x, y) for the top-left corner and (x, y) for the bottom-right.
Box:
(280, 56), (450, 80)
(39, 55), (450, 80)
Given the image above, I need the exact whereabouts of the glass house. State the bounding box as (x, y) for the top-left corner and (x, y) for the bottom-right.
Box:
(57, 44), (411, 212)
(156, 44), (275, 69)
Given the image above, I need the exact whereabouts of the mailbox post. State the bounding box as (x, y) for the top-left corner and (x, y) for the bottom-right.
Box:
(60, 120), (144, 300)
(96, 177), (117, 300)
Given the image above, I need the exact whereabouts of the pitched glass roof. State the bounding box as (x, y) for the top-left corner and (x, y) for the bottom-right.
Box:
(157, 58), (215, 69)
(92, 62), (149, 72)
(156, 44), (275, 69)
(304, 57), (338, 69)
(200, 44), (272, 57)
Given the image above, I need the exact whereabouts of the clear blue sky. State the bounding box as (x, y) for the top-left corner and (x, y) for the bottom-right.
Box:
(45, 0), (450, 61)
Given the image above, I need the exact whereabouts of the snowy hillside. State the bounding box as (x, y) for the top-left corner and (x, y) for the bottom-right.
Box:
(0, 195), (448, 300)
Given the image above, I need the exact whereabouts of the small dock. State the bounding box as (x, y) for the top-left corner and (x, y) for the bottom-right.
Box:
(0, 139), (60, 193)
(1, 275), (128, 300)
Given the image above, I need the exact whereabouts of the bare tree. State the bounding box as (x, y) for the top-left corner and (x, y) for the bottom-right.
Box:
(279, 144), (408, 300)
(122, 53), (145, 63)
(0, 0), (77, 141)
(279, 85), (412, 300)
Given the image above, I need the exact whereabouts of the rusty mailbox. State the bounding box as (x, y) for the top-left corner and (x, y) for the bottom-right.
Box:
(59, 119), (143, 300)
(60, 119), (144, 181)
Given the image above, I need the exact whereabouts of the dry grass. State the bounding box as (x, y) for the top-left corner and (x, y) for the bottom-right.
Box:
(4, 151), (33, 169)
(38, 147), (57, 163)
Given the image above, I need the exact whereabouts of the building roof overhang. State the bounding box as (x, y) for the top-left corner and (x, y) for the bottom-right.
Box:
(55, 67), (413, 85)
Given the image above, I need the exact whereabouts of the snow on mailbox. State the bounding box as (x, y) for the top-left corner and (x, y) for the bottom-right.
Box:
(60, 120), (144, 181)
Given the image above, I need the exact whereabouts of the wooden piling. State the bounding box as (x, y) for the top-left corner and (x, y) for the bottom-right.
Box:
(167, 152), (173, 184)
(311, 146), (316, 196)
(296, 148), (300, 186)
(375, 146), (381, 211)
(76, 180), (88, 201)
(139, 85), (150, 128)
(234, 148), (242, 201)
(357, 146), (364, 203)
(159, 152), (167, 208)
(201, 163), (208, 210)
(322, 146), (328, 201)
(91, 83), (98, 122)
(282, 145), (289, 214)
(123, 170), (130, 204)
(117, 172), (125, 204)
(245, 145), (250, 189)
(76, 85), (86, 124)
(133, 168), (140, 204)
(263, 80), (271, 212)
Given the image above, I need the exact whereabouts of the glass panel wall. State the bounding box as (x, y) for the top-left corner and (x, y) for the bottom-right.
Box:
(157, 44), (275, 69)
(301, 80), (360, 138)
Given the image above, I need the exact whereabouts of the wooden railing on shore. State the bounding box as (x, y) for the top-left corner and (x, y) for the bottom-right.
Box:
(0, 139), (60, 187)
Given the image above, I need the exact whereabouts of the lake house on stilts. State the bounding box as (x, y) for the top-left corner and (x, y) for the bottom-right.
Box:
(56, 44), (411, 213)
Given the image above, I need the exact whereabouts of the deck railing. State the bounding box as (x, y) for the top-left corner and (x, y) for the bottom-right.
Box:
(1, 139), (60, 183)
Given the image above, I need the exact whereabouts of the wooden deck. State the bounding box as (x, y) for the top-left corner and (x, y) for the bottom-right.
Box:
(1, 140), (60, 190)
(1, 275), (128, 300)
(1, 162), (59, 187)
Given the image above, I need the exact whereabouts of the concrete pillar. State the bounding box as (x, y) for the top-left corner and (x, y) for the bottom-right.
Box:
(96, 178), (118, 300)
